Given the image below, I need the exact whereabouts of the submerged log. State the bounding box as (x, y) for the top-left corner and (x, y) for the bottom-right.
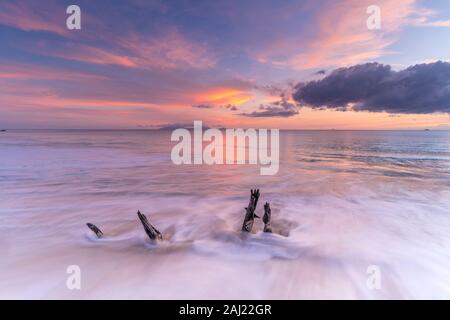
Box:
(241, 189), (260, 232)
(137, 210), (163, 241)
(263, 202), (272, 233)
(86, 223), (103, 238)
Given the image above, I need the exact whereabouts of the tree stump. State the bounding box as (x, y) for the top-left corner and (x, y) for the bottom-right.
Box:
(241, 189), (260, 232)
(86, 223), (103, 238)
(263, 202), (272, 233)
(137, 211), (163, 241)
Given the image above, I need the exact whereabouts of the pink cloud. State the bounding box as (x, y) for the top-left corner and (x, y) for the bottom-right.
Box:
(257, 0), (432, 69)
(0, 1), (215, 70)
(0, 63), (109, 81)
(17, 29), (214, 70)
(115, 29), (216, 70)
(37, 44), (138, 68)
(0, 1), (67, 35)
(0, 89), (158, 109)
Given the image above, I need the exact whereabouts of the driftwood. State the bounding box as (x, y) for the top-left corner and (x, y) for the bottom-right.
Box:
(263, 202), (272, 233)
(241, 189), (260, 232)
(137, 210), (163, 241)
(87, 194), (273, 243)
(86, 223), (103, 238)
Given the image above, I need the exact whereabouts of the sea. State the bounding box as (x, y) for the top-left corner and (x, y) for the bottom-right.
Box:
(0, 129), (449, 299)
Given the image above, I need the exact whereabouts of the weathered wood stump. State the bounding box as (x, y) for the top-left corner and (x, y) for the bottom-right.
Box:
(241, 189), (260, 232)
(137, 210), (163, 241)
(263, 202), (272, 233)
(86, 223), (103, 238)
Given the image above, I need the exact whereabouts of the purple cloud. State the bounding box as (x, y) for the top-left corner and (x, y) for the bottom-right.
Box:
(241, 95), (299, 118)
(293, 61), (450, 114)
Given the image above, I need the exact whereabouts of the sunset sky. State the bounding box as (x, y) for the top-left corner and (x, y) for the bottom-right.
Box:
(1, 0), (450, 129)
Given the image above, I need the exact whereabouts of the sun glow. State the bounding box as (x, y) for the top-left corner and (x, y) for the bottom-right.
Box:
(195, 88), (252, 106)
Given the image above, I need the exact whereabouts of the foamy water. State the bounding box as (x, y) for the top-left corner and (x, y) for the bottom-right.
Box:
(1, 130), (450, 299)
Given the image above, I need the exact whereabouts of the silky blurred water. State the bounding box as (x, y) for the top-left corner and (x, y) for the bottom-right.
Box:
(0, 129), (449, 299)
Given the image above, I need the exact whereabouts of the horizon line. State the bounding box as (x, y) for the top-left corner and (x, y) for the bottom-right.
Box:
(1, 128), (449, 131)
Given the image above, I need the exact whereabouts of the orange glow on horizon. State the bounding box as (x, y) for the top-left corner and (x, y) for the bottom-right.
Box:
(195, 88), (253, 106)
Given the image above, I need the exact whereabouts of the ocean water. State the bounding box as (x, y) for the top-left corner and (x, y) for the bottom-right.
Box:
(0, 129), (449, 299)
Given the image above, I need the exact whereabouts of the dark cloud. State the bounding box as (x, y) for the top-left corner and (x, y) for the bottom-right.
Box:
(224, 104), (238, 111)
(256, 84), (285, 96)
(192, 104), (213, 109)
(152, 123), (212, 130)
(315, 70), (326, 75)
(293, 61), (450, 114)
(240, 95), (299, 118)
(137, 123), (191, 130)
(192, 104), (238, 111)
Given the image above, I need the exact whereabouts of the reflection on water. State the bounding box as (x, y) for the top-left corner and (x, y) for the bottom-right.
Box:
(0, 130), (450, 299)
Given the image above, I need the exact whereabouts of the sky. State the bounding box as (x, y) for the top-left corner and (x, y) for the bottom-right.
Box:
(1, 0), (450, 129)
